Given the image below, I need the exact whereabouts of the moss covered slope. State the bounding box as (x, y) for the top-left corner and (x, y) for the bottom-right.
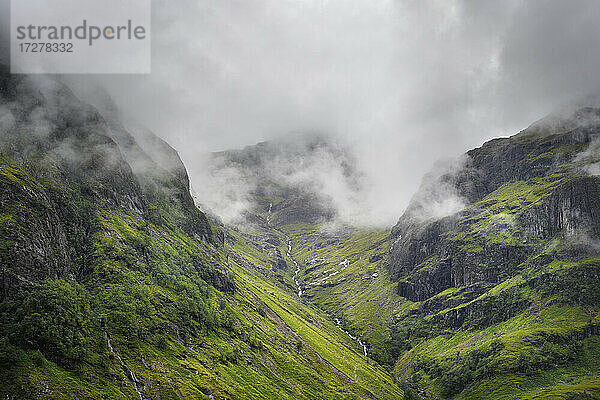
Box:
(0, 72), (403, 399)
(386, 108), (600, 399)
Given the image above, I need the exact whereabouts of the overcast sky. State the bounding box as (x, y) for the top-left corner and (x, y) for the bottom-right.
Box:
(2, 0), (600, 225)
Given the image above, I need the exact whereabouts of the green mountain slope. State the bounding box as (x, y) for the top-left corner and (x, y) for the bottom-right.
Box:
(212, 107), (600, 400)
(2, 67), (600, 400)
(274, 224), (403, 366)
(0, 71), (403, 399)
(386, 108), (600, 399)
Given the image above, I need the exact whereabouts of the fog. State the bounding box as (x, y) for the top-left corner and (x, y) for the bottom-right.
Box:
(2, 1), (600, 226)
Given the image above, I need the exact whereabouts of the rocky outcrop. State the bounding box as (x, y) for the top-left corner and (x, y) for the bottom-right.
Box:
(523, 176), (600, 238)
(270, 194), (335, 226)
(389, 108), (600, 302)
(397, 258), (453, 302)
(0, 166), (73, 298)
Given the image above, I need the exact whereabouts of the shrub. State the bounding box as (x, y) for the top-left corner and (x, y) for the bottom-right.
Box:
(0, 280), (97, 367)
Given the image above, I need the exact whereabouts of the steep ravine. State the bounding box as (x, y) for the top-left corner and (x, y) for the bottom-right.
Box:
(267, 202), (303, 297)
(266, 203), (372, 360)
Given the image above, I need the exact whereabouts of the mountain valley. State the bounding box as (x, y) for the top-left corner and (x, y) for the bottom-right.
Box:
(0, 70), (599, 400)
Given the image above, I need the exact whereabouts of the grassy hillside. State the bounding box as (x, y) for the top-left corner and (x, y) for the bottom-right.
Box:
(279, 224), (403, 366)
(392, 256), (600, 399)
(3, 70), (600, 400)
(0, 72), (404, 399)
(232, 109), (600, 400)
(224, 227), (404, 399)
(385, 110), (600, 399)
(0, 146), (404, 400)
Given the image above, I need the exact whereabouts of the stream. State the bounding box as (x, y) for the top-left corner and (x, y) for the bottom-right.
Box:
(266, 202), (273, 225)
(267, 202), (303, 297)
(288, 238), (303, 297)
(105, 330), (144, 400)
(266, 202), (367, 356)
(335, 318), (368, 357)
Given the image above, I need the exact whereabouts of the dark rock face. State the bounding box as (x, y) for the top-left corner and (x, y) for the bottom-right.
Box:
(390, 216), (457, 280)
(456, 113), (600, 203)
(0, 169), (73, 298)
(389, 108), (600, 302)
(270, 194), (335, 226)
(524, 176), (600, 238)
(397, 258), (453, 302)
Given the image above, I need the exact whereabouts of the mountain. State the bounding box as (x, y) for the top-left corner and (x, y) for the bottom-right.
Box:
(207, 107), (600, 399)
(198, 135), (403, 367)
(386, 107), (600, 399)
(1, 65), (600, 400)
(198, 133), (361, 226)
(0, 70), (403, 399)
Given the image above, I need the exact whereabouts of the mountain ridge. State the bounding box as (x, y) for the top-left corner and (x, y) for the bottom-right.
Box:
(384, 106), (600, 399)
(1, 66), (600, 399)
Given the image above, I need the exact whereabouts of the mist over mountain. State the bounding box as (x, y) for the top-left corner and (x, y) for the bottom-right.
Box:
(192, 132), (373, 227)
(2, 66), (600, 400)
(2, 1), (600, 399)
(41, 0), (600, 228)
(0, 69), (404, 399)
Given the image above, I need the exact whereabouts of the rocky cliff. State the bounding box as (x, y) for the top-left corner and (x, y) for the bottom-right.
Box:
(390, 107), (600, 301)
(386, 108), (600, 399)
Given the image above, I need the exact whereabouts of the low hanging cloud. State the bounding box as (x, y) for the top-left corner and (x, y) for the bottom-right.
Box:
(3, 1), (600, 226)
(191, 133), (367, 225)
(191, 155), (256, 224)
(400, 155), (468, 223)
(264, 139), (368, 225)
(577, 137), (600, 176)
(568, 108), (600, 176)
